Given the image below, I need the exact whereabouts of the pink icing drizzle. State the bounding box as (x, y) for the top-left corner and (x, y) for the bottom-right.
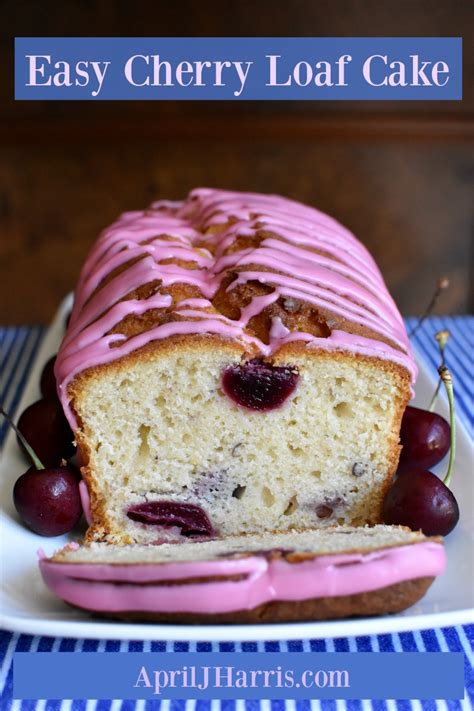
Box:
(39, 541), (444, 614)
(55, 188), (417, 427)
(79, 480), (92, 525)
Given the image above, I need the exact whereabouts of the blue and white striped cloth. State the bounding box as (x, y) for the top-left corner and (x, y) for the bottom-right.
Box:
(1, 317), (473, 710)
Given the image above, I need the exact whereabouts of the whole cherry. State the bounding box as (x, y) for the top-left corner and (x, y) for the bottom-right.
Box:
(382, 467), (459, 536)
(14, 464), (83, 537)
(398, 406), (450, 474)
(17, 397), (75, 467)
(40, 355), (58, 399)
(1, 405), (83, 537)
(398, 330), (451, 474)
(384, 366), (459, 536)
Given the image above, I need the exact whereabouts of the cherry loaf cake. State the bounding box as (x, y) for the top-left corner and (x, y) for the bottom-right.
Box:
(55, 188), (417, 545)
(40, 526), (444, 622)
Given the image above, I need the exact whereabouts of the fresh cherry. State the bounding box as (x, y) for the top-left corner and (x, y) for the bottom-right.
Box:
(383, 365), (459, 536)
(40, 355), (58, 399)
(17, 398), (75, 467)
(222, 359), (299, 411)
(1, 404), (83, 537)
(398, 406), (450, 474)
(127, 501), (215, 537)
(382, 467), (459, 536)
(13, 465), (83, 536)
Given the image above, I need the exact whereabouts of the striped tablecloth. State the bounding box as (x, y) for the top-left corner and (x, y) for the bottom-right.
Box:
(1, 316), (473, 710)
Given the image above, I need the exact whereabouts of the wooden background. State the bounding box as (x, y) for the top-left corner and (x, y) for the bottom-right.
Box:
(1, 0), (473, 324)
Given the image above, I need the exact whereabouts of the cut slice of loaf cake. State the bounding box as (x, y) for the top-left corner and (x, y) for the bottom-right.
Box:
(55, 189), (417, 544)
(40, 526), (445, 623)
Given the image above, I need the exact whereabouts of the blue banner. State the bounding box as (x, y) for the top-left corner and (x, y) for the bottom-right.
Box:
(13, 651), (464, 700)
(15, 37), (462, 100)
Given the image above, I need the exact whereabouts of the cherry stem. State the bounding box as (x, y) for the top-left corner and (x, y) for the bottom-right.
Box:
(0, 404), (45, 471)
(429, 330), (450, 412)
(439, 366), (456, 488)
(408, 277), (450, 338)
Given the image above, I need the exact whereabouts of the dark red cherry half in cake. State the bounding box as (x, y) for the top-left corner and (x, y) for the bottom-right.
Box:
(222, 359), (299, 411)
(382, 467), (459, 536)
(398, 406), (450, 474)
(127, 501), (215, 537)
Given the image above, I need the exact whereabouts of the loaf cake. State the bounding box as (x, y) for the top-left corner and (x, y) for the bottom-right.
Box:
(39, 526), (444, 622)
(55, 188), (417, 545)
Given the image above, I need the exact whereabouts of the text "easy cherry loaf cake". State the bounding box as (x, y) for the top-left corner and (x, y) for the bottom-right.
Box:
(55, 188), (417, 545)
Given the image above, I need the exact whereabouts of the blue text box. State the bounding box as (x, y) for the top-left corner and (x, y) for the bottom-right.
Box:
(15, 37), (462, 100)
(13, 651), (464, 700)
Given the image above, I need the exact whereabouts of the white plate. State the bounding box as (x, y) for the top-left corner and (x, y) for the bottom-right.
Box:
(1, 297), (473, 642)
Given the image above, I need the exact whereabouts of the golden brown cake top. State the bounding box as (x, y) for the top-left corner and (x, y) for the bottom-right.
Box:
(56, 188), (416, 423)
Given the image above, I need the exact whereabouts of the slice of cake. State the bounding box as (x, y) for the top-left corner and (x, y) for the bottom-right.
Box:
(39, 526), (444, 623)
(55, 188), (417, 545)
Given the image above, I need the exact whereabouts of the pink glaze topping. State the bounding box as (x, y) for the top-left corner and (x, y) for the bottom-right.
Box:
(79, 480), (92, 525)
(39, 541), (444, 614)
(55, 188), (417, 427)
